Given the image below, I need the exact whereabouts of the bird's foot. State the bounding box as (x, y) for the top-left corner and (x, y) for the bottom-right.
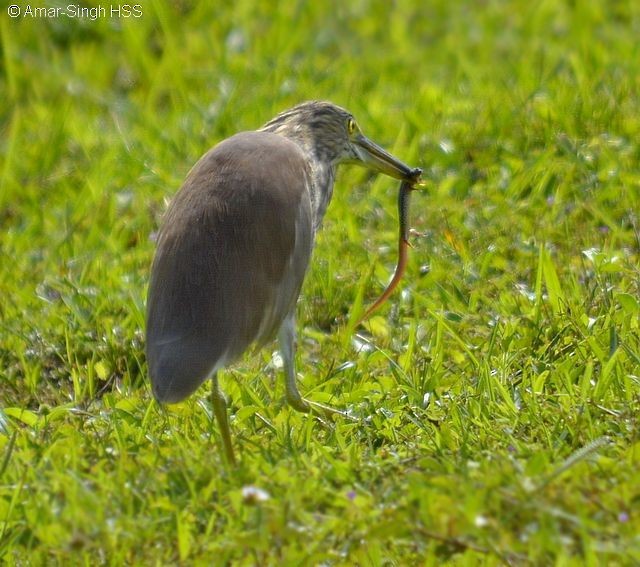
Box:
(286, 392), (357, 421)
(286, 392), (311, 413)
(307, 400), (358, 421)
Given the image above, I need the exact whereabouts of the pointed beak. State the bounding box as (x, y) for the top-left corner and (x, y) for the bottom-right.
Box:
(352, 134), (421, 181)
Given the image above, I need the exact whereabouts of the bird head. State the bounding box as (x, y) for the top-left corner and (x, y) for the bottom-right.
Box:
(261, 101), (421, 182)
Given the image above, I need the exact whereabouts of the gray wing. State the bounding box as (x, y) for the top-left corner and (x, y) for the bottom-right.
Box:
(146, 132), (313, 402)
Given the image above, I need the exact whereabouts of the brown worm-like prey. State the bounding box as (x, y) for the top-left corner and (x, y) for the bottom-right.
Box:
(358, 169), (422, 324)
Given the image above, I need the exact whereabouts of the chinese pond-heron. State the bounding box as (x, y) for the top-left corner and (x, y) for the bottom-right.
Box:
(146, 101), (420, 464)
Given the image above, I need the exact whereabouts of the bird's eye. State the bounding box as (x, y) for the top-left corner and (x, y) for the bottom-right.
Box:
(347, 118), (357, 135)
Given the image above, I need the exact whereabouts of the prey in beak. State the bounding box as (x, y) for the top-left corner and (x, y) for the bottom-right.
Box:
(341, 118), (425, 323)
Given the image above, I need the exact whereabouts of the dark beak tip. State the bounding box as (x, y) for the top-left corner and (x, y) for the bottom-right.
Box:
(408, 166), (423, 180)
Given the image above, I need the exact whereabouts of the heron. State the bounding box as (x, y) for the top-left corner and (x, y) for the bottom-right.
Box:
(146, 101), (420, 464)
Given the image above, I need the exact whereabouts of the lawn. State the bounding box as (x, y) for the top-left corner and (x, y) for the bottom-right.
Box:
(1, 0), (639, 564)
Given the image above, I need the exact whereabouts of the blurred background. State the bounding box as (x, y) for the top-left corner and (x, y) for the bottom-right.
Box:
(1, 1), (639, 562)
(2, 0), (637, 403)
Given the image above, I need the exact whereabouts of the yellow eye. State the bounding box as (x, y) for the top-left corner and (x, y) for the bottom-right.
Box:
(347, 118), (357, 135)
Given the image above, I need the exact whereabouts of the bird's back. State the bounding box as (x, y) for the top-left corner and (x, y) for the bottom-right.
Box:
(146, 131), (314, 403)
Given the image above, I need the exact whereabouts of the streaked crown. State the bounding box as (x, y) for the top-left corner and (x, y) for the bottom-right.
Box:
(260, 101), (361, 165)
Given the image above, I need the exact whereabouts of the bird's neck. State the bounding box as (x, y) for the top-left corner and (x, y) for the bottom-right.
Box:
(275, 130), (337, 230)
(308, 162), (336, 231)
(261, 126), (339, 229)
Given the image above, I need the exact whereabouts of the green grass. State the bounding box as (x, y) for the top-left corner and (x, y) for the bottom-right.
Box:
(1, 0), (639, 563)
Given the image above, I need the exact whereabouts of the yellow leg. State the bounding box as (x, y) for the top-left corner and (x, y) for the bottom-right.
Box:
(278, 313), (311, 413)
(211, 374), (236, 466)
(278, 313), (356, 421)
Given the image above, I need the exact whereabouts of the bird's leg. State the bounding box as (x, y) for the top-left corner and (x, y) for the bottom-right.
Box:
(210, 373), (236, 465)
(278, 313), (356, 420)
(278, 312), (311, 413)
